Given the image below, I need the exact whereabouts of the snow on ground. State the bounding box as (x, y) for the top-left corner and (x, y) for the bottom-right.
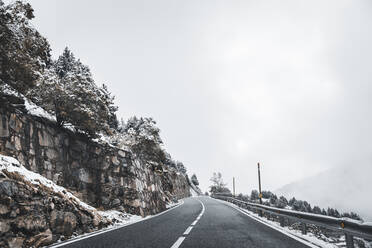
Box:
(24, 98), (56, 122)
(166, 200), (182, 209)
(217, 199), (362, 248)
(190, 186), (199, 197)
(1, 83), (57, 122)
(98, 210), (143, 227)
(92, 132), (122, 149)
(189, 180), (202, 197)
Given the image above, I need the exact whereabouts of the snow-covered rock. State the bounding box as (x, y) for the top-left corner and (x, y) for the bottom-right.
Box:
(0, 154), (141, 248)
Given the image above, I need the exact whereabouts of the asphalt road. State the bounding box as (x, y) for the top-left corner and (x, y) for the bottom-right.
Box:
(52, 197), (312, 248)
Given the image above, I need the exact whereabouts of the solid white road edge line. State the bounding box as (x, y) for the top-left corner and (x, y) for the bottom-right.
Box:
(215, 199), (320, 248)
(50, 199), (185, 248)
(169, 198), (206, 248)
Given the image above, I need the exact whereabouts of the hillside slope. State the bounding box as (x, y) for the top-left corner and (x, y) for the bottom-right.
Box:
(276, 164), (372, 221)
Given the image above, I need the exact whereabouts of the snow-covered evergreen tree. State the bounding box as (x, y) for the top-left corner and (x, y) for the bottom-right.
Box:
(119, 116), (166, 164)
(250, 190), (259, 200)
(30, 47), (116, 136)
(269, 194), (278, 205)
(313, 206), (322, 214)
(0, 0), (51, 94)
(275, 196), (288, 208)
(176, 161), (187, 174)
(191, 174), (199, 186)
(261, 191), (274, 199)
(100, 84), (118, 130)
(288, 197), (297, 206)
(303, 201), (312, 213)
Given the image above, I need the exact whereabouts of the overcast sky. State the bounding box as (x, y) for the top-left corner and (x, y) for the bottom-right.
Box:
(25, 0), (372, 194)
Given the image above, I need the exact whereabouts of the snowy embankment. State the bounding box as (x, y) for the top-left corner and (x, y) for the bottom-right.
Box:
(0, 155), (92, 212)
(189, 180), (202, 196)
(0, 154), (142, 227)
(218, 199), (372, 248)
(0, 154), (142, 246)
(190, 186), (199, 197)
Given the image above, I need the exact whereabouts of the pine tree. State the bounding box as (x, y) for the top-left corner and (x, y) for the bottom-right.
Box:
(275, 196), (288, 208)
(327, 208), (335, 217)
(303, 201), (312, 213)
(55, 47), (75, 78)
(288, 197), (297, 206)
(100, 84), (118, 130)
(0, 0), (51, 94)
(293, 200), (307, 211)
(262, 191), (273, 199)
(30, 47), (114, 136)
(313, 206), (322, 214)
(120, 116), (166, 164)
(334, 209), (341, 218)
(269, 194), (278, 205)
(176, 161), (187, 174)
(250, 190), (259, 200)
(191, 174), (199, 186)
(350, 212), (363, 221)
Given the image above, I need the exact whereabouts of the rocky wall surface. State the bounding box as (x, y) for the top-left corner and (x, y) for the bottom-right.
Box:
(0, 166), (110, 248)
(0, 104), (190, 217)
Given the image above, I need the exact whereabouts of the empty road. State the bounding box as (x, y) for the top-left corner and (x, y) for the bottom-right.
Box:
(51, 197), (313, 248)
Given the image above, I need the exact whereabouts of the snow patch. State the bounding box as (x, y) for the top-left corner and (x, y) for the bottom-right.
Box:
(190, 187), (199, 197)
(166, 200), (181, 209)
(1, 83), (56, 122)
(24, 98), (56, 122)
(98, 210), (142, 227)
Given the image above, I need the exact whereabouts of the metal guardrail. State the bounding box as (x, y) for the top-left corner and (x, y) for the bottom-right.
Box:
(212, 195), (372, 248)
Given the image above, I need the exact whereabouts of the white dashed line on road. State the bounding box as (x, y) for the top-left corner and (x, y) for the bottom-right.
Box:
(170, 198), (205, 248)
(183, 226), (193, 235)
(170, 237), (185, 248)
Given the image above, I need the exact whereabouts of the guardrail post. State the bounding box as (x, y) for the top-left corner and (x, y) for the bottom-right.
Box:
(301, 223), (307, 235)
(345, 234), (354, 248)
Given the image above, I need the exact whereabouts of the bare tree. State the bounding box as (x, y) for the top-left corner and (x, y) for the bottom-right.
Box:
(209, 172), (230, 194)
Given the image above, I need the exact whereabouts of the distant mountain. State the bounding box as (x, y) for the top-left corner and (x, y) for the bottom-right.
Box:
(275, 164), (372, 221)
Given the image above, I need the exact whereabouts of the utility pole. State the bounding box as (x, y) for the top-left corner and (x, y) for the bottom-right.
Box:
(257, 162), (262, 204)
(233, 177), (235, 197)
(258, 162), (263, 217)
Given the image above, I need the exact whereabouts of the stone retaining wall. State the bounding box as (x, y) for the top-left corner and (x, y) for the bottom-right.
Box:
(0, 105), (190, 217)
